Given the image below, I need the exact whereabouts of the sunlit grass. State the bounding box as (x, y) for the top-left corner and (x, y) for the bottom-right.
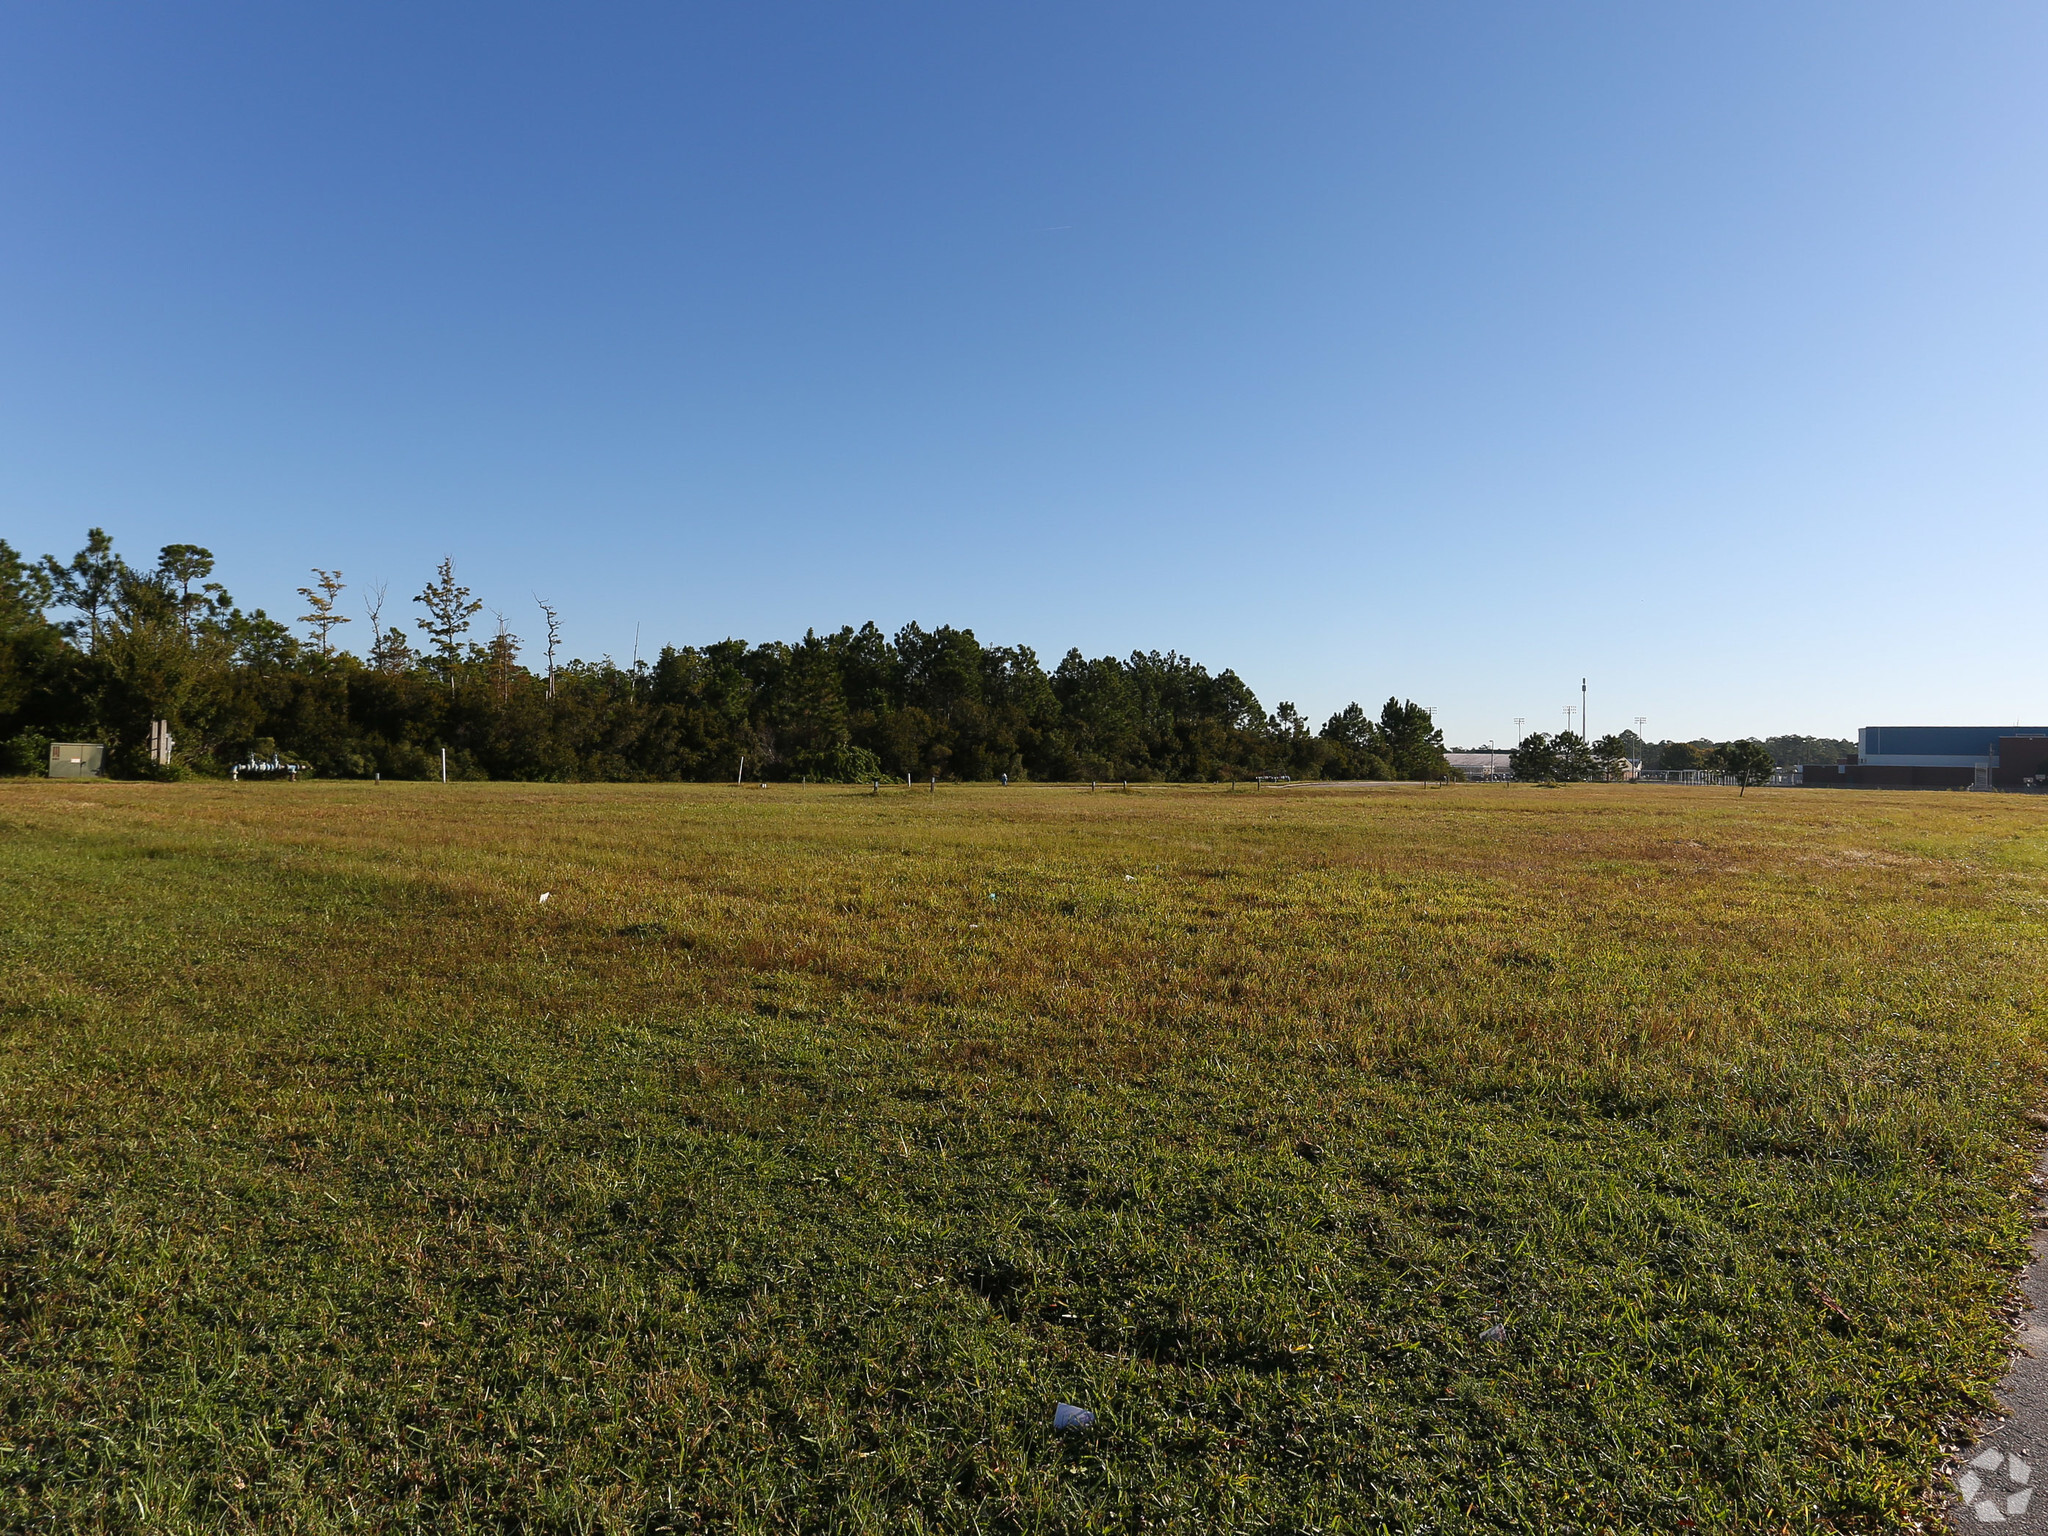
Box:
(2, 780), (2044, 1532)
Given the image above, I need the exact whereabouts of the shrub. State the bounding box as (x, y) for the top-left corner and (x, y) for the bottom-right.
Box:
(1, 733), (51, 776)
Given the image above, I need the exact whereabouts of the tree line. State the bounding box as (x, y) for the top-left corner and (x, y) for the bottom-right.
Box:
(1506, 728), (1834, 786)
(1618, 731), (1852, 773)
(0, 531), (1456, 783)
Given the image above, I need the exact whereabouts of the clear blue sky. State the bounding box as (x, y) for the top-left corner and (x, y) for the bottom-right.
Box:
(3, 4), (2043, 746)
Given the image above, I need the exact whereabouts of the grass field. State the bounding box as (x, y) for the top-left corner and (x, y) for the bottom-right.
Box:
(3, 779), (2046, 1534)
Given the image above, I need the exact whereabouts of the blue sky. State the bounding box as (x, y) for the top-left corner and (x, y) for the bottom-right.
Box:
(3, 4), (2043, 746)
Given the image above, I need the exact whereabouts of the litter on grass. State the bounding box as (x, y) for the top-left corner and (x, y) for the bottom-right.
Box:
(1479, 1323), (1508, 1344)
(1053, 1403), (1094, 1431)
(538, 892), (552, 903)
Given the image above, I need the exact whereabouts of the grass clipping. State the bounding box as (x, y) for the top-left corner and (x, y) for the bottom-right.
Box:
(1, 779), (2045, 1533)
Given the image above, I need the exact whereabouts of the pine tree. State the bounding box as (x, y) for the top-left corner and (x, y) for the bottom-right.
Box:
(487, 612), (521, 704)
(155, 545), (220, 635)
(296, 569), (350, 656)
(414, 558), (483, 692)
(41, 529), (126, 652)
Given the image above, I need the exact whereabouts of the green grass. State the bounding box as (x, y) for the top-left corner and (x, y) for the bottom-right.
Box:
(2, 779), (2045, 1533)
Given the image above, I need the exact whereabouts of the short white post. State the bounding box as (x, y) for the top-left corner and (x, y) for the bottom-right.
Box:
(441, 748), (447, 783)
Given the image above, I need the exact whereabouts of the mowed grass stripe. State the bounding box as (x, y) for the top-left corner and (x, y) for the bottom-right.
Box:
(1, 781), (2044, 1532)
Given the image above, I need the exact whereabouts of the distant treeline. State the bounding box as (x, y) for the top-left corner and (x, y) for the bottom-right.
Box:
(1, 532), (1455, 783)
(1494, 730), (1855, 785)
(1618, 733), (1854, 771)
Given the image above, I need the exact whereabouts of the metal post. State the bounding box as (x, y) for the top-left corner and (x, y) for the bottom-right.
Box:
(441, 748), (447, 784)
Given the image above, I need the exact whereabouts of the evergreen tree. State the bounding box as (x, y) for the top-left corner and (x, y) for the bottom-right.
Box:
(156, 545), (223, 634)
(0, 540), (65, 752)
(1591, 734), (1634, 780)
(1509, 732), (1558, 782)
(1378, 698), (1450, 780)
(1718, 739), (1777, 794)
(41, 529), (126, 652)
(296, 569), (350, 656)
(414, 558), (483, 693)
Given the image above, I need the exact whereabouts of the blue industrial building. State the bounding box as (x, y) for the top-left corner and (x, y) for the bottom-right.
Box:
(1798, 726), (2048, 790)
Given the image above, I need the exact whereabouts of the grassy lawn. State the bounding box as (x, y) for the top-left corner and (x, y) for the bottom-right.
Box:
(2, 780), (2045, 1533)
